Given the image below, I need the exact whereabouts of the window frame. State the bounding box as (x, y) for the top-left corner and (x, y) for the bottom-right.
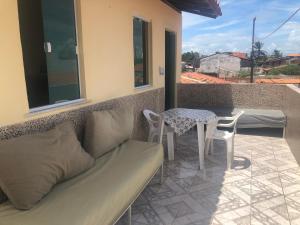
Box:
(133, 16), (152, 89)
(19, 0), (84, 113)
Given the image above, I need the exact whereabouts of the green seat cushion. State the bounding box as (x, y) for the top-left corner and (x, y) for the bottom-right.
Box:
(0, 140), (163, 225)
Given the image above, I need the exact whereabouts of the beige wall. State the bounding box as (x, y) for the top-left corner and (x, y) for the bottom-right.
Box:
(0, 0), (182, 126)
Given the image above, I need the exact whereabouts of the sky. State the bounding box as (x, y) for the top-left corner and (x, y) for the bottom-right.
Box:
(182, 0), (300, 56)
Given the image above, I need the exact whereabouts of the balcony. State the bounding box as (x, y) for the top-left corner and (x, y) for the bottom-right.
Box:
(115, 83), (300, 225)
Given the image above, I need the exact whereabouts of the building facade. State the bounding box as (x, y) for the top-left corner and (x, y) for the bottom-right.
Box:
(0, 0), (184, 127)
(199, 53), (242, 78)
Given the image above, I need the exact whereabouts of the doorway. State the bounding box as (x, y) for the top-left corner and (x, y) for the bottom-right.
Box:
(165, 30), (176, 110)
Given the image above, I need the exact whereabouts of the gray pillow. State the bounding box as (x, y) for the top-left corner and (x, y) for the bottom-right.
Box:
(0, 122), (95, 210)
(84, 107), (134, 158)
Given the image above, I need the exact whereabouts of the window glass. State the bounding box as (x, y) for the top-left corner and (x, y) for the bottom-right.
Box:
(18, 0), (80, 109)
(133, 17), (149, 87)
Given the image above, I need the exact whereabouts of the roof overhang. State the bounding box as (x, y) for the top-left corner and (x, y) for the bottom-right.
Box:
(162, 0), (222, 18)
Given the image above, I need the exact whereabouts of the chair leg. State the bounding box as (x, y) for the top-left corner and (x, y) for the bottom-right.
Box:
(204, 140), (210, 157)
(160, 163), (164, 184)
(226, 138), (233, 170)
(167, 132), (175, 161)
(210, 140), (214, 155)
(128, 205), (132, 225)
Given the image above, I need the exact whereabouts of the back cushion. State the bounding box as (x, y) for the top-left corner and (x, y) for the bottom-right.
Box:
(84, 107), (134, 158)
(0, 122), (95, 210)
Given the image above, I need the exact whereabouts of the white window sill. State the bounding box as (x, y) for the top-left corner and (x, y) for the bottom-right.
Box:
(27, 98), (87, 115)
(134, 84), (152, 90)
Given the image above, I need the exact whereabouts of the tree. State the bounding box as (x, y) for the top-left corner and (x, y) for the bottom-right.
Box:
(272, 49), (283, 58)
(253, 41), (268, 66)
(182, 51), (200, 63)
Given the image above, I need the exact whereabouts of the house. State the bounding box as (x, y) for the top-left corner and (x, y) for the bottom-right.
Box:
(288, 54), (300, 65)
(0, 0), (221, 127)
(2, 2), (300, 225)
(262, 57), (289, 68)
(198, 52), (249, 78)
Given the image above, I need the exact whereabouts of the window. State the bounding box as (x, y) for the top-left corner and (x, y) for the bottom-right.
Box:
(18, 0), (81, 109)
(133, 17), (150, 87)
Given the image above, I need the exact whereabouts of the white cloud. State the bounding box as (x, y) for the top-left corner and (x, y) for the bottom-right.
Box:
(182, 12), (211, 30)
(183, 30), (251, 54)
(258, 21), (300, 54)
(221, 0), (235, 7)
(182, 0), (300, 55)
(201, 20), (240, 30)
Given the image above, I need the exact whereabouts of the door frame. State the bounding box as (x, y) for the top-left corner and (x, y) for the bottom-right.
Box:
(165, 28), (177, 110)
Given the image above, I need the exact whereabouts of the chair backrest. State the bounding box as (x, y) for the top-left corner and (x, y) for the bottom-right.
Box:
(206, 119), (218, 140)
(143, 109), (164, 144)
(218, 110), (244, 133)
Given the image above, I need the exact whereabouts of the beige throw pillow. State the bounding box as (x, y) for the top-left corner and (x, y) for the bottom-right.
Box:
(0, 122), (95, 210)
(84, 107), (134, 158)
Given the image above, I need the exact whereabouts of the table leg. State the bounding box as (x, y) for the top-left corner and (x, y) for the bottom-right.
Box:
(197, 122), (205, 170)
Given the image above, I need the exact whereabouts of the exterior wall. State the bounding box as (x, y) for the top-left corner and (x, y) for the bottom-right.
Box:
(199, 54), (241, 77)
(0, 88), (165, 142)
(0, 0), (182, 127)
(177, 83), (285, 110)
(283, 85), (300, 164)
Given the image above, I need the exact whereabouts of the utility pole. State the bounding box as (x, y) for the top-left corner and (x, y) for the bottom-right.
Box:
(250, 17), (256, 83)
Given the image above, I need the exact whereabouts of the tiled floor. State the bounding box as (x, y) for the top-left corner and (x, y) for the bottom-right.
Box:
(117, 130), (300, 225)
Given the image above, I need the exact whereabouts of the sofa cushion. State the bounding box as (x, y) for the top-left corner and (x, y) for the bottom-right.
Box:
(84, 107), (134, 158)
(0, 140), (163, 225)
(0, 122), (95, 210)
(234, 108), (287, 128)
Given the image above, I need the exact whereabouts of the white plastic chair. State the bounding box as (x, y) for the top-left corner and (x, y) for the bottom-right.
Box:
(143, 110), (175, 160)
(205, 111), (244, 169)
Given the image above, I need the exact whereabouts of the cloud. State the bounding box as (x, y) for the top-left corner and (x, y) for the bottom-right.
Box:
(201, 20), (240, 30)
(183, 30), (252, 54)
(182, 12), (211, 30)
(182, 0), (300, 55)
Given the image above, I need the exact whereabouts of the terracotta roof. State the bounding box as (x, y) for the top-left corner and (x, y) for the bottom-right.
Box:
(288, 54), (300, 57)
(256, 79), (300, 84)
(181, 72), (232, 84)
(231, 52), (248, 60)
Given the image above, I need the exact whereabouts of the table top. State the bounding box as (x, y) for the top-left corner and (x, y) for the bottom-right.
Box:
(161, 108), (217, 135)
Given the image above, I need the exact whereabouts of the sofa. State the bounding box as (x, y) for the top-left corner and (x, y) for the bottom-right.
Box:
(207, 108), (287, 134)
(0, 107), (164, 225)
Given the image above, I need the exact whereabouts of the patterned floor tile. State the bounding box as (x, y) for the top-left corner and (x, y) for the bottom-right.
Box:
(116, 130), (299, 225)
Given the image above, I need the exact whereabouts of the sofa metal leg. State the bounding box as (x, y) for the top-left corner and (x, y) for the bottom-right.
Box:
(128, 205), (132, 225)
(160, 163), (164, 184)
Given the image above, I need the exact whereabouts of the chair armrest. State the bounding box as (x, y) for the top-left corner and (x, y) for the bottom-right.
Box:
(218, 116), (235, 121)
(218, 123), (234, 128)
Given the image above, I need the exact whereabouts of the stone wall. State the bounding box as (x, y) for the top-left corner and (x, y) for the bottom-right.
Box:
(0, 88), (165, 143)
(178, 83), (285, 110)
(283, 85), (300, 163)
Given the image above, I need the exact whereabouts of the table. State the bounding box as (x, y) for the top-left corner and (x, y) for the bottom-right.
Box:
(161, 108), (217, 170)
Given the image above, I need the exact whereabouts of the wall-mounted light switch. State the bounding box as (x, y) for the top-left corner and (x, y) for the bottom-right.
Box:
(159, 66), (165, 76)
